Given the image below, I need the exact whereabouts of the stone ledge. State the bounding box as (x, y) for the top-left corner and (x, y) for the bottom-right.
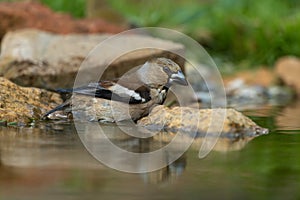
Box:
(0, 29), (185, 90)
(0, 77), (62, 124)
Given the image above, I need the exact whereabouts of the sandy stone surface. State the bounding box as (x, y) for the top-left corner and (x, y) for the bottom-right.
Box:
(138, 105), (268, 136)
(137, 105), (269, 152)
(0, 77), (62, 124)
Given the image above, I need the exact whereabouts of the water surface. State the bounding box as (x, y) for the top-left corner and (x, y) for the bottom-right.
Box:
(0, 101), (299, 200)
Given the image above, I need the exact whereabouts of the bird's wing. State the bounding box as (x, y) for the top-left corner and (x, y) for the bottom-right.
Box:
(59, 80), (151, 104)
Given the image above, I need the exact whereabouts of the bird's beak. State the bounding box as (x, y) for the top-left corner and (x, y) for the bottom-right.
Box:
(170, 71), (188, 86)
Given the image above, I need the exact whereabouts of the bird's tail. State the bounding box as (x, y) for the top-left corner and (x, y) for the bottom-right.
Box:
(41, 100), (70, 120)
(56, 88), (74, 93)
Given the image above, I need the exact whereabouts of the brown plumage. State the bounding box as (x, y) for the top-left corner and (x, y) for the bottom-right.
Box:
(43, 57), (188, 122)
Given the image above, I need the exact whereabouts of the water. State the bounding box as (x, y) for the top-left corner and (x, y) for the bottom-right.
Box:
(0, 101), (299, 200)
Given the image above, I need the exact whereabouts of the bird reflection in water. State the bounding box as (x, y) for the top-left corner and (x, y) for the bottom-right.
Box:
(76, 122), (260, 184)
(0, 121), (262, 185)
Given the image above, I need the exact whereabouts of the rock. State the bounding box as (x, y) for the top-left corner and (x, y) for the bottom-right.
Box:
(0, 77), (62, 124)
(226, 81), (268, 108)
(0, 1), (124, 40)
(275, 56), (300, 96)
(138, 105), (268, 152)
(223, 67), (275, 88)
(222, 68), (275, 107)
(0, 29), (185, 90)
(225, 79), (294, 109)
(138, 105), (268, 137)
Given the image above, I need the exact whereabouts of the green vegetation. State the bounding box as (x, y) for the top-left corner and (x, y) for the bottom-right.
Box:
(40, 0), (86, 18)
(2, 0), (300, 68)
(107, 0), (300, 67)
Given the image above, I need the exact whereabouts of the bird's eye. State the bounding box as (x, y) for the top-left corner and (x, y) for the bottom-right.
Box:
(163, 66), (172, 75)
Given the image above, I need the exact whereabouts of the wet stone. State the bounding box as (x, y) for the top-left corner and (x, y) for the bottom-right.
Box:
(0, 77), (62, 124)
(138, 105), (269, 137)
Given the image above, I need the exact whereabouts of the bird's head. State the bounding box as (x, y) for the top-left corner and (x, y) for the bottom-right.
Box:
(137, 57), (188, 88)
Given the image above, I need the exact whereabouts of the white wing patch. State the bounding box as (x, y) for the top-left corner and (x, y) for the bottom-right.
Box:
(158, 89), (167, 102)
(110, 84), (145, 102)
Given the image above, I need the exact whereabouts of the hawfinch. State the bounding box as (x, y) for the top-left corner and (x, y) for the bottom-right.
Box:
(43, 57), (188, 122)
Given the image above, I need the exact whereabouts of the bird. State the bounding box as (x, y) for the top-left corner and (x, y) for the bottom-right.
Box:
(42, 57), (188, 122)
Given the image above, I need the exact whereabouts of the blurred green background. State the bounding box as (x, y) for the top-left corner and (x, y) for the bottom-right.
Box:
(1, 0), (300, 69)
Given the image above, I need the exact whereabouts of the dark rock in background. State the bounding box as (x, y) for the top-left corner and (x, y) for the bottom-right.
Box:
(0, 1), (124, 41)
